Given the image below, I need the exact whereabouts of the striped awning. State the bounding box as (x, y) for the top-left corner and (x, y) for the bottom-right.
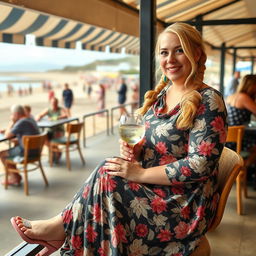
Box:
(0, 3), (140, 54)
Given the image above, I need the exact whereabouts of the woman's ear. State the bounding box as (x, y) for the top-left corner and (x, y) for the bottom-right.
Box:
(194, 47), (202, 62)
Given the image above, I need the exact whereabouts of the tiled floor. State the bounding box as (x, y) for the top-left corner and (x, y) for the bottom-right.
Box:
(1, 132), (256, 255)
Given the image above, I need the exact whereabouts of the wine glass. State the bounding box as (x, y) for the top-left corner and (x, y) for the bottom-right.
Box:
(119, 113), (145, 149)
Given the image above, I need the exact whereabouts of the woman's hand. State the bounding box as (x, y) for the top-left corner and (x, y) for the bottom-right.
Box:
(104, 157), (145, 182)
(119, 139), (134, 161)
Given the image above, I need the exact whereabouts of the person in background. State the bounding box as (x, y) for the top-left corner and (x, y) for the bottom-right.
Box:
(97, 83), (106, 115)
(0, 105), (39, 185)
(62, 83), (74, 117)
(11, 22), (227, 255)
(117, 77), (129, 118)
(131, 82), (139, 112)
(225, 70), (241, 97)
(36, 97), (67, 163)
(226, 74), (256, 185)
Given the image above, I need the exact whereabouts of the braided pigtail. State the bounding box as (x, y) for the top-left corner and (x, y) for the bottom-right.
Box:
(137, 74), (169, 115)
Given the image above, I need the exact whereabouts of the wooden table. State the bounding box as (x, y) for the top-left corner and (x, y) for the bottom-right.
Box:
(37, 117), (79, 130)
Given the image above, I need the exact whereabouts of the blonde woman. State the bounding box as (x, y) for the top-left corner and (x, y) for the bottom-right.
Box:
(11, 23), (227, 255)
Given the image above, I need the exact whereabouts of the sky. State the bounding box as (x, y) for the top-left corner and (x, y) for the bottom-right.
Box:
(0, 41), (126, 72)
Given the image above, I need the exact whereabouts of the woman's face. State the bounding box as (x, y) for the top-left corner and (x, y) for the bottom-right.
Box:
(159, 32), (192, 86)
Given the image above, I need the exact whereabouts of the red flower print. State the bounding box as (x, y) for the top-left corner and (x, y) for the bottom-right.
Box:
(151, 197), (167, 213)
(62, 209), (73, 224)
(92, 203), (102, 223)
(198, 141), (216, 156)
(74, 249), (84, 256)
(159, 154), (176, 165)
(128, 182), (140, 191)
(145, 121), (150, 130)
(219, 129), (227, 143)
(82, 185), (90, 199)
(153, 188), (166, 198)
(180, 166), (192, 177)
(98, 166), (106, 175)
(197, 104), (206, 115)
(211, 116), (224, 132)
(111, 223), (128, 247)
(157, 229), (173, 241)
(171, 186), (184, 195)
(98, 240), (110, 256)
(196, 206), (206, 219)
(100, 176), (117, 192)
(135, 224), (148, 237)
(156, 142), (167, 154)
(71, 235), (82, 249)
(174, 221), (189, 239)
(86, 224), (98, 243)
(173, 254), (182, 256)
(181, 205), (190, 219)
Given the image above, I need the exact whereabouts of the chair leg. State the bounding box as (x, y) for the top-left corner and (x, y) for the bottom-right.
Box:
(236, 173), (243, 215)
(66, 147), (71, 171)
(243, 167), (248, 198)
(39, 161), (49, 186)
(24, 166), (29, 196)
(77, 143), (85, 166)
(4, 164), (9, 190)
(49, 145), (53, 167)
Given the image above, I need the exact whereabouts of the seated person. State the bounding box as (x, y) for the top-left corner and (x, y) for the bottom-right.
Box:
(24, 104), (37, 127)
(36, 97), (67, 163)
(226, 74), (256, 151)
(0, 105), (39, 185)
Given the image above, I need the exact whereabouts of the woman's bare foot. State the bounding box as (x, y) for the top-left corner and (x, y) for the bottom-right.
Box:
(14, 215), (66, 242)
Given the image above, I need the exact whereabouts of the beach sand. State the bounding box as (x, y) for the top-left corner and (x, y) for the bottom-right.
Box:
(0, 71), (135, 171)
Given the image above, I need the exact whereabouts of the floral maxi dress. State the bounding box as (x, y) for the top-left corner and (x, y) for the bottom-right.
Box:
(60, 87), (227, 256)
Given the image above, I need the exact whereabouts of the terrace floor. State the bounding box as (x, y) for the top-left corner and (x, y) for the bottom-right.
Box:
(1, 130), (256, 256)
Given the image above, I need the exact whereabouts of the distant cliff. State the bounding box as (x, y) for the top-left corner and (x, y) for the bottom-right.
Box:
(49, 56), (139, 73)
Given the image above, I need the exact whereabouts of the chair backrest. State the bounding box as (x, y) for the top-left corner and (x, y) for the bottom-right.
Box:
(208, 147), (243, 231)
(226, 125), (245, 154)
(66, 122), (83, 138)
(22, 133), (47, 162)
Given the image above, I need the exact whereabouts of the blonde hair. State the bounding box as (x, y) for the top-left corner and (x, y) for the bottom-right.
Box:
(137, 22), (207, 129)
(236, 74), (256, 99)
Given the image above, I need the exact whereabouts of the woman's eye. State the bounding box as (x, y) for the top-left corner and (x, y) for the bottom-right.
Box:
(176, 48), (184, 53)
(160, 50), (168, 56)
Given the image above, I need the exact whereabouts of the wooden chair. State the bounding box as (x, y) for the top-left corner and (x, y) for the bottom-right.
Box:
(191, 147), (243, 256)
(4, 133), (48, 196)
(49, 122), (85, 170)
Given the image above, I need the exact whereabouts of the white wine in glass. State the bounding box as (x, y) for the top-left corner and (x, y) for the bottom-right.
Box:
(119, 113), (145, 147)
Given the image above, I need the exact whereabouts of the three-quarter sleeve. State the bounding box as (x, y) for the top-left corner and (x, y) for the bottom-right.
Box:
(165, 89), (227, 184)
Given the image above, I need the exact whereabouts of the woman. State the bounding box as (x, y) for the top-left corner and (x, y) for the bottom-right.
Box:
(226, 74), (256, 151)
(11, 23), (227, 255)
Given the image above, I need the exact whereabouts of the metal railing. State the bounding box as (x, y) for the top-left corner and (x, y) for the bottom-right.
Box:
(82, 109), (109, 147)
(110, 101), (139, 134)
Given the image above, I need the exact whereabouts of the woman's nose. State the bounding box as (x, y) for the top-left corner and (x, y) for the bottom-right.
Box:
(167, 53), (175, 63)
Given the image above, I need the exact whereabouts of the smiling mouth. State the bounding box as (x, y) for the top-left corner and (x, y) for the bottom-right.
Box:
(167, 66), (181, 73)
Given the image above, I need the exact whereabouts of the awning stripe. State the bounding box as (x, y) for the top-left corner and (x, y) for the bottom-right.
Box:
(0, 8), (24, 30)
(19, 14), (49, 35)
(0, 3), (139, 54)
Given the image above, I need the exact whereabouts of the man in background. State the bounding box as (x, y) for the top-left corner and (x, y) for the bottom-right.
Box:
(62, 83), (74, 117)
(225, 71), (241, 97)
(0, 105), (39, 185)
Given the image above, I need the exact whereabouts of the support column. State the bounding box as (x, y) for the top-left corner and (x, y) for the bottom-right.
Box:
(220, 43), (226, 95)
(195, 15), (203, 34)
(139, 0), (156, 106)
(251, 56), (254, 74)
(232, 48), (237, 74)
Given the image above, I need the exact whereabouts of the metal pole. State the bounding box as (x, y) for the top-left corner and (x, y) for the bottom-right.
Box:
(232, 48), (237, 74)
(139, 0), (156, 106)
(251, 56), (254, 74)
(220, 43), (226, 95)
